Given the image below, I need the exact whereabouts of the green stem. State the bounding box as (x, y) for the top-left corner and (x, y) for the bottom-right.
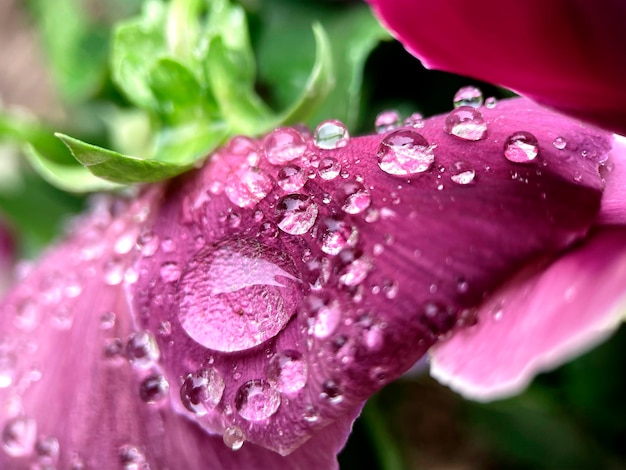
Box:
(361, 395), (407, 470)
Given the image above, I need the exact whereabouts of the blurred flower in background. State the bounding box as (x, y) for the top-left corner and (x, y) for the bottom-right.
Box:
(0, 0), (625, 469)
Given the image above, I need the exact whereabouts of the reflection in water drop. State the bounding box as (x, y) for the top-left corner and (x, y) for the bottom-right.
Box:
(139, 374), (170, 404)
(453, 86), (483, 108)
(263, 128), (307, 165)
(314, 120), (350, 149)
(377, 129), (435, 175)
(443, 107), (487, 141)
(126, 331), (160, 368)
(180, 368), (225, 415)
(223, 426), (246, 451)
(2, 416), (37, 457)
(267, 350), (308, 394)
(235, 379), (281, 421)
(504, 131), (540, 163)
(275, 195), (319, 235)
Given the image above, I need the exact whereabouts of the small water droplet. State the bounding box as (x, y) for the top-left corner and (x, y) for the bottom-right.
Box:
(100, 311), (116, 330)
(264, 128), (307, 165)
(320, 379), (343, 404)
(443, 107), (488, 141)
(276, 195), (319, 235)
(114, 231), (136, 255)
(137, 231), (159, 257)
(504, 131), (540, 163)
(35, 435), (59, 463)
(139, 374), (169, 404)
(337, 250), (372, 286)
(126, 331), (160, 368)
(159, 262), (181, 283)
(318, 157), (341, 180)
(0, 350), (16, 388)
(302, 405), (320, 423)
(228, 136), (261, 166)
(552, 136), (567, 150)
(377, 129), (435, 175)
(223, 426), (246, 451)
(180, 368), (225, 415)
(375, 110), (401, 134)
(119, 445), (146, 470)
(484, 96), (497, 108)
(2, 416), (37, 457)
(404, 112), (424, 128)
(267, 350), (308, 394)
(453, 86), (483, 108)
(314, 120), (350, 149)
(225, 166), (274, 208)
(341, 183), (371, 214)
(309, 298), (341, 339)
(235, 379), (281, 421)
(161, 237), (176, 253)
(104, 260), (125, 286)
(450, 161), (476, 185)
(277, 165), (307, 192)
(319, 218), (358, 255)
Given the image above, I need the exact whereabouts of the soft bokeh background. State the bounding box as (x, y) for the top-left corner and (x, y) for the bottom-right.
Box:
(1, 0), (625, 468)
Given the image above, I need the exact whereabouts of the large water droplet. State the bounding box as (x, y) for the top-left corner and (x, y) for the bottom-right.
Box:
(180, 368), (225, 415)
(318, 157), (341, 180)
(504, 131), (540, 163)
(225, 166), (274, 208)
(277, 165), (306, 192)
(223, 426), (246, 451)
(443, 107), (488, 141)
(453, 86), (483, 108)
(2, 416), (37, 457)
(375, 110), (401, 134)
(178, 239), (301, 352)
(314, 120), (350, 149)
(377, 129), (435, 175)
(267, 350), (308, 394)
(126, 331), (160, 368)
(139, 374), (170, 404)
(275, 194), (319, 235)
(235, 379), (281, 421)
(264, 128), (307, 165)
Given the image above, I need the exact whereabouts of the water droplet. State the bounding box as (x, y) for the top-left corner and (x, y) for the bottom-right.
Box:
(443, 107), (488, 141)
(180, 368), (225, 415)
(126, 331), (160, 368)
(118, 445), (146, 470)
(319, 218), (358, 255)
(223, 426), (246, 451)
(0, 350), (16, 388)
(320, 379), (343, 404)
(139, 374), (169, 404)
(375, 110), (401, 134)
(453, 86), (483, 108)
(553, 136), (567, 150)
(159, 262), (181, 283)
(314, 120), (350, 149)
(450, 161), (476, 185)
(275, 194), (319, 235)
(2, 416), (37, 457)
(137, 231), (160, 257)
(341, 182), (371, 214)
(485, 96), (497, 109)
(377, 129), (435, 175)
(178, 239), (301, 352)
(336, 250), (372, 286)
(318, 157), (341, 180)
(225, 166), (274, 208)
(35, 435), (59, 463)
(114, 231), (137, 255)
(276, 165), (306, 193)
(302, 405), (320, 423)
(228, 136), (261, 166)
(161, 237), (176, 253)
(310, 298), (341, 338)
(504, 131), (540, 163)
(100, 311), (116, 330)
(264, 128), (307, 165)
(267, 350), (308, 394)
(404, 112), (424, 128)
(103, 260), (125, 286)
(235, 379), (281, 421)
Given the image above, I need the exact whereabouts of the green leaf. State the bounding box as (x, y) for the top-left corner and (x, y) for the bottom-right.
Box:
(56, 133), (192, 184)
(24, 145), (122, 193)
(151, 121), (229, 166)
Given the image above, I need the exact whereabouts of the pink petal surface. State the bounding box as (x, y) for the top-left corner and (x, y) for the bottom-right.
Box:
(430, 226), (626, 402)
(599, 135), (626, 225)
(368, 0), (626, 135)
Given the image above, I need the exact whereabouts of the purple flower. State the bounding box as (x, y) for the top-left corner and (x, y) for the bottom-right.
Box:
(1, 95), (624, 468)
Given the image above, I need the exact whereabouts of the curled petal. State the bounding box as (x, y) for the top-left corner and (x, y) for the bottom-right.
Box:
(599, 134), (626, 224)
(368, 0), (626, 135)
(430, 226), (626, 401)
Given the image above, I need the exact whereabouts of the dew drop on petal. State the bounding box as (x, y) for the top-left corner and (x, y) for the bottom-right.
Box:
(320, 218), (358, 255)
(320, 379), (343, 404)
(0, 350), (16, 388)
(311, 300), (341, 339)
(443, 107), (488, 141)
(180, 368), (226, 415)
(264, 128), (307, 165)
(485, 96), (497, 109)
(225, 166), (274, 208)
(302, 405), (320, 423)
(375, 110), (401, 134)
(553, 136), (567, 150)
(161, 237), (176, 253)
(318, 157), (341, 180)
(404, 112), (424, 128)
(178, 239), (301, 352)
(126, 331), (160, 368)
(277, 165), (307, 192)
(314, 120), (350, 149)
(103, 260), (124, 286)
(377, 129), (435, 175)
(118, 445), (146, 470)
(504, 131), (540, 163)
(276, 194), (319, 235)
(337, 250), (372, 286)
(1, 416), (37, 457)
(267, 350), (308, 394)
(450, 161), (476, 185)
(35, 435), (60, 462)
(159, 262), (181, 283)
(139, 374), (170, 404)
(223, 426), (246, 451)
(235, 379), (281, 421)
(453, 86), (483, 108)
(341, 183), (371, 214)
(137, 231), (160, 257)
(228, 136), (261, 166)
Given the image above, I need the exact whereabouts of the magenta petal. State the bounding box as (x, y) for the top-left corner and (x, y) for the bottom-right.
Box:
(430, 226), (626, 401)
(368, 0), (626, 135)
(600, 135), (626, 224)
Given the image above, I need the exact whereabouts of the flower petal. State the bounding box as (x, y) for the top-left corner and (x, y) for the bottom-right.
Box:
(131, 98), (611, 454)
(600, 134), (626, 224)
(367, 0), (626, 135)
(430, 226), (626, 401)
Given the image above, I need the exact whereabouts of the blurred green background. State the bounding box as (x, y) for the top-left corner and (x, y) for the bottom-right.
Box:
(0, 0), (624, 468)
